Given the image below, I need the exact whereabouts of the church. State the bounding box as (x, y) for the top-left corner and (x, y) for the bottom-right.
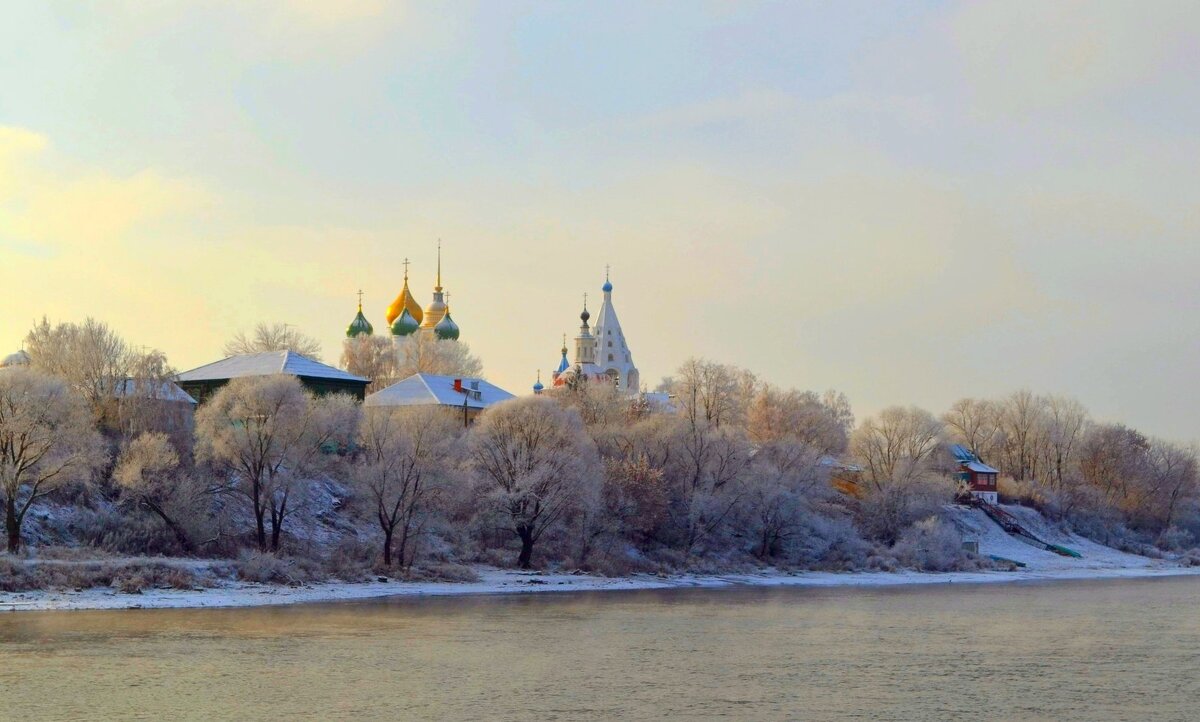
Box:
(545, 270), (641, 395)
(345, 242), (461, 343)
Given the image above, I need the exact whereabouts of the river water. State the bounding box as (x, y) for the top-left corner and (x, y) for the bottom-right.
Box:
(1, 576), (1198, 721)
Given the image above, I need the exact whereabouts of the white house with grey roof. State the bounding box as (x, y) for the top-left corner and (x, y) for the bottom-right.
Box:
(365, 373), (515, 425)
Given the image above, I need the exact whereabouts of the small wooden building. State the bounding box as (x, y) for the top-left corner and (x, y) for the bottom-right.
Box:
(177, 350), (369, 404)
(950, 444), (1000, 503)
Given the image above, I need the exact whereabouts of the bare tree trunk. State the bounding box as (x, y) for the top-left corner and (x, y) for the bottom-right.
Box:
(143, 498), (194, 554)
(5, 498), (20, 554)
(382, 526), (394, 567)
(516, 525), (535, 569)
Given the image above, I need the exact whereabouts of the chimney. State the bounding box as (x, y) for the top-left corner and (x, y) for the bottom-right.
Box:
(453, 378), (463, 392)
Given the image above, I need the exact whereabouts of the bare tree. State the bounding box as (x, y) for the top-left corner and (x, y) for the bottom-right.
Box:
(25, 317), (128, 417)
(941, 398), (1002, 463)
(851, 406), (945, 489)
(340, 335), (399, 393)
(1040, 395), (1089, 490)
(113, 432), (195, 552)
(392, 332), (483, 379)
(195, 375), (360, 551)
(354, 407), (458, 567)
(0, 368), (105, 552)
(223, 322), (323, 360)
(468, 396), (599, 568)
(998, 390), (1048, 481)
(747, 384), (852, 455)
(669, 358), (754, 428)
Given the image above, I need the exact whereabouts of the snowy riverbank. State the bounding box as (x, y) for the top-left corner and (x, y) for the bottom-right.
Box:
(3, 562), (1200, 612)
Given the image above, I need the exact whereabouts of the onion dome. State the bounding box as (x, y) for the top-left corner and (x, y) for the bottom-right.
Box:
(602, 267), (612, 293)
(346, 302), (374, 338)
(390, 307), (420, 336)
(580, 306), (590, 324)
(1, 349), (30, 368)
(434, 309), (460, 340)
(533, 371), (544, 394)
(385, 264), (423, 326)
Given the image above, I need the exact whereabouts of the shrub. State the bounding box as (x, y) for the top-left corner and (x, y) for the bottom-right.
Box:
(892, 516), (970, 572)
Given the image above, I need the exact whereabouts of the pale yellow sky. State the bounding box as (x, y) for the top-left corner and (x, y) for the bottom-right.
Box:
(2, 1), (1198, 440)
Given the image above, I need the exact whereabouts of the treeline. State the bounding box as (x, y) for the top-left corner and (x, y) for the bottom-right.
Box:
(2, 318), (1198, 580)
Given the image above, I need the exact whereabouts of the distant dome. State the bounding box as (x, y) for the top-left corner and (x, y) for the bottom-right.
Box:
(602, 279), (612, 293)
(1, 350), (30, 368)
(390, 308), (420, 336)
(434, 310), (460, 341)
(533, 377), (544, 393)
(346, 307), (374, 338)
(580, 307), (590, 324)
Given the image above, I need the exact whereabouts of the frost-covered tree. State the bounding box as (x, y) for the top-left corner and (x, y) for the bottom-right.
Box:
(852, 406), (944, 489)
(113, 431), (202, 553)
(0, 368), (105, 552)
(392, 332), (483, 379)
(747, 384), (853, 456)
(24, 317), (183, 447)
(851, 406), (950, 543)
(468, 396), (599, 568)
(223, 322), (322, 360)
(340, 335), (398, 393)
(195, 375), (359, 551)
(940, 397), (1002, 463)
(354, 406), (459, 567)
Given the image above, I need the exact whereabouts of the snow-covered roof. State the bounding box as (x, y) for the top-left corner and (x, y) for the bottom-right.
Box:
(1, 350), (30, 368)
(965, 460), (1000, 474)
(177, 351), (367, 384)
(113, 379), (197, 404)
(949, 444), (977, 463)
(365, 373), (515, 410)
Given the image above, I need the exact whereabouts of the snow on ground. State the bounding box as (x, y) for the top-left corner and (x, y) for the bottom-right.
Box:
(2, 503), (1195, 613)
(3, 563), (1199, 613)
(945, 503), (1159, 571)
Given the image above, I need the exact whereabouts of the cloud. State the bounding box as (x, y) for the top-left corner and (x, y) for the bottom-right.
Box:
(0, 126), (207, 249)
(946, 0), (1200, 114)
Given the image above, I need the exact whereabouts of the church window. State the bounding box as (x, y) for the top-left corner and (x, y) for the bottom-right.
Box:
(607, 341), (612, 347)
(608, 354), (614, 362)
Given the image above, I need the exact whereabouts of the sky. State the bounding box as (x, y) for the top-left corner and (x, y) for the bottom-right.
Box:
(1, 1), (1198, 442)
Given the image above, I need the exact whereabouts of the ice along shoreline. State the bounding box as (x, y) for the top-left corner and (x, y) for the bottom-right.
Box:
(3, 563), (1200, 613)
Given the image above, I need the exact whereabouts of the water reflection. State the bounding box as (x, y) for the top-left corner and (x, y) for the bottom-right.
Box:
(1, 578), (1198, 721)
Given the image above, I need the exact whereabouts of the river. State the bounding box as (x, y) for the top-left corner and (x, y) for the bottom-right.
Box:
(1, 576), (1197, 721)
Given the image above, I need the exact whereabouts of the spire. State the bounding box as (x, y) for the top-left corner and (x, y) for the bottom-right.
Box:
(421, 241), (449, 330)
(555, 334), (570, 376)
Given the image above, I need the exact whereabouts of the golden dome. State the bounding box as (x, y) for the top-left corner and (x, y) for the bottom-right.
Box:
(385, 263), (423, 326)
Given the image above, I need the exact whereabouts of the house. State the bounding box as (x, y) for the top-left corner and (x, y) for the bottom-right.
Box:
(109, 379), (198, 447)
(950, 444), (1000, 503)
(177, 350), (369, 404)
(364, 373), (515, 426)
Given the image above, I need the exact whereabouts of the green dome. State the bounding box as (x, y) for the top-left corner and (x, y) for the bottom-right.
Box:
(434, 310), (460, 340)
(346, 307), (374, 338)
(390, 307), (420, 336)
